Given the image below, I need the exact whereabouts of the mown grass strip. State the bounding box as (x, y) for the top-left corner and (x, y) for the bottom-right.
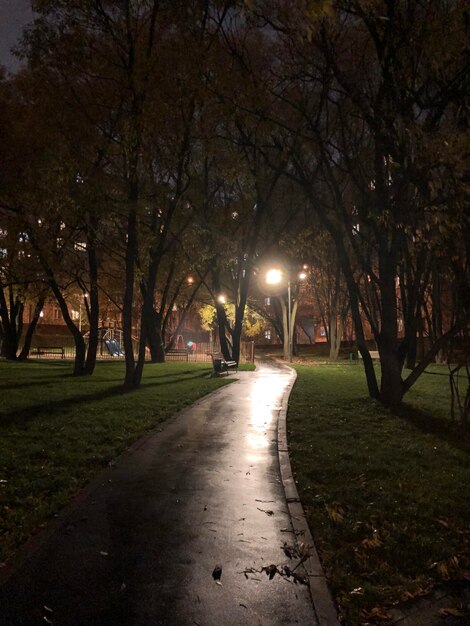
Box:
(0, 360), (252, 563)
(288, 363), (469, 624)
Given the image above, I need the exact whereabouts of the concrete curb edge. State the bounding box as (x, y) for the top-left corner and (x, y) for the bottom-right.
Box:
(278, 365), (341, 626)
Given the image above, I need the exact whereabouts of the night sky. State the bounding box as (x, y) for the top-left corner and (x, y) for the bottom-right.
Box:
(0, 0), (36, 72)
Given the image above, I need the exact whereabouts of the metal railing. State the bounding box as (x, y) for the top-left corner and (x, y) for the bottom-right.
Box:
(31, 339), (255, 363)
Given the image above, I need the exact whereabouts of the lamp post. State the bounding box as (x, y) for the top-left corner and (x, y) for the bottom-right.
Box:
(266, 267), (307, 363)
(79, 293), (88, 333)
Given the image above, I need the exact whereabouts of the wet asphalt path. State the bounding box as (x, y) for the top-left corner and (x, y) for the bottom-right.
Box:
(0, 359), (318, 625)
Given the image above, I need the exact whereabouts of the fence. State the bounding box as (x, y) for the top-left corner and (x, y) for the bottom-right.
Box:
(34, 339), (255, 363)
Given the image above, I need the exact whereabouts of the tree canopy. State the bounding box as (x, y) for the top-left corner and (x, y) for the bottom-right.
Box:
(1, 0), (468, 406)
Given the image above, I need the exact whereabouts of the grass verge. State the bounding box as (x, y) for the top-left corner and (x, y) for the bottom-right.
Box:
(288, 363), (470, 624)
(0, 360), (251, 563)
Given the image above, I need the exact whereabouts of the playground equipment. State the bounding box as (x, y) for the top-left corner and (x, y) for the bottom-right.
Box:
(104, 338), (124, 357)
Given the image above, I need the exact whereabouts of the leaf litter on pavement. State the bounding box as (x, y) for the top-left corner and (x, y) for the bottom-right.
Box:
(242, 541), (313, 586)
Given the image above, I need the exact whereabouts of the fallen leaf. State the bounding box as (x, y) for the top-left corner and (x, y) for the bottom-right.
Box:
(291, 571), (309, 585)
(282, 543), (296, 559)
(282, 565), (292, 577)
(257, 508), (274, 516)
(401, 591), (415, 601)
(100, 551), (109, 556)
(361, 607), (390, 620)
(297, 542), (313, 558)
(350, 587), (364, 595)
(437, 517), (449, 528)
(325, 504), (345, 524)
(435, 555), (461, 580)
(438, 608), (464, 617)
(362, 533), (383, 549)
(212, 565), (223, 581)
(262, 564), (279, 580)
(43, 606), (53, 613)
(43, 617), (53, 625)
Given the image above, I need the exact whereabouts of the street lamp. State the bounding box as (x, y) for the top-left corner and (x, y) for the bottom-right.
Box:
(265, 267), (307, 363)
(79, 293), (88, 333)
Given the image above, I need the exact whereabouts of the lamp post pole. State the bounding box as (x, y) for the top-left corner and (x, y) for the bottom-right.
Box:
(287, 279), (292, 363)
(79, 293), (87, 333)
(265, 266), (306, 363)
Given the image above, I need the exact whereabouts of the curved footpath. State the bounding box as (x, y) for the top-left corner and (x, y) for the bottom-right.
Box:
(0, 358), (339, 626)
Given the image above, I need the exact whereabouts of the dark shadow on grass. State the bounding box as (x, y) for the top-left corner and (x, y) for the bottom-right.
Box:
(0, 377), (73, 391)
(333, 397), (470, 454)
(398, 403), (470, 454)
(138, 369), (216, 389)
(0, 385), (125, 429)
(24, 359), (75, 367)
(0, 369), (219, 429)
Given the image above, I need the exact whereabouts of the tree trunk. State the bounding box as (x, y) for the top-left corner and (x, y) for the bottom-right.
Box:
(0, 287), (23, 360)
(149, 310), (165, 362)
(329, 316), (343, 361)
(84, 240), (100, 375)
(336, 238), (380, 399)
(0, 326), (20, 360)
(378, 344), (405, 408)
(49, 278), (86, 375)
(215, 303), (232, 361)
(18, 296), (45, 360)
(122, 201), (138, 391)
(377, 248), (404, 408)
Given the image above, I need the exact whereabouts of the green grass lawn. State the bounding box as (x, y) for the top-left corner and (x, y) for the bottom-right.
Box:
(288, 363), (470, 624)
(0, 360), (253, 564)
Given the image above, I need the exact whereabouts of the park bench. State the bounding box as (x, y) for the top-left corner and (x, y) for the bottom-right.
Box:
(34, 346), (65, 359)
(358, 350), (379, 360)
(211, 353), (237, 376)
(166, 348), (189, 361)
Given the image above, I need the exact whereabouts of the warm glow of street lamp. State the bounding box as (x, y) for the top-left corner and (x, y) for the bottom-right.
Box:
(187, 276), (194, 284)
(298, 271), (307, 280)
(217, 294), (226, 304)
(266, 268), (283, 285)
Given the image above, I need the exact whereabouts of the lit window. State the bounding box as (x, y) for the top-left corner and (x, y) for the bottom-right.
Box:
(264, 330), (271, 340)
(264, 297), (271, 306)
(74, 241), (87, 251)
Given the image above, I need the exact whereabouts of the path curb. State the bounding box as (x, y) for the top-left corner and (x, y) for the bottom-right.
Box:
(278, 365), (341, 626)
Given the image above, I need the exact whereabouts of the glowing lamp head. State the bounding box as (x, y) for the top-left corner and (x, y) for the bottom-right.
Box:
(266, 269), (283, 285)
